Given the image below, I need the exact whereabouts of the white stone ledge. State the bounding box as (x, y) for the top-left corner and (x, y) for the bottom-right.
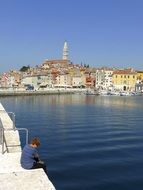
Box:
(0, 152), (55, 190)
(0, 111), (14, 129)
(0, 103), (5, 111)
(0, 152), (26, 173)
(0, 169), (56, 190)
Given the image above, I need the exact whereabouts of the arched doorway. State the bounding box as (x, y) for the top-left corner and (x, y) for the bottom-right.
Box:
(123, 86), (126, 91)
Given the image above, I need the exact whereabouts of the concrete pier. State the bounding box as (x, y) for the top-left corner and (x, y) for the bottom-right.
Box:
(0, 102), (56, 190)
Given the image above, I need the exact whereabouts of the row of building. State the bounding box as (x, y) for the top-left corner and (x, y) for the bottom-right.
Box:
(0, 42), (143, 92)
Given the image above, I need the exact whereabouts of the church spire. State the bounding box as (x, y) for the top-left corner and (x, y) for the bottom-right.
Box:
(62, 41), (68, 60)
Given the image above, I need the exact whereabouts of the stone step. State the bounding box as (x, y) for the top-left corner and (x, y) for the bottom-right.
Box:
(4, 130), (21, 146)
(4, 130), (22, 153)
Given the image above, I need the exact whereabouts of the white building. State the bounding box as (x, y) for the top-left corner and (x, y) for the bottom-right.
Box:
(55, 72), (72, 88)
(96, 69), (113, 90)
(21, 73), (53, 89)
(72, 76), (83, 87)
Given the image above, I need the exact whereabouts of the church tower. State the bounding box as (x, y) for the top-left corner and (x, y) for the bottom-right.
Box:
(62, 41), (68, 60)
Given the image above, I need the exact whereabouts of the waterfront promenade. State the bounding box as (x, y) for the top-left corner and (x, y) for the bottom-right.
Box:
(0, 103), (55, 190)
(0, 88), (86, 96)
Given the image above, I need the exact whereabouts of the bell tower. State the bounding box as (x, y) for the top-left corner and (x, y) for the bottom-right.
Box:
(62, 41), (68, 60)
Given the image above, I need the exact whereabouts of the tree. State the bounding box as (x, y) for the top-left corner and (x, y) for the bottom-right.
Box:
(86, 64), (89, 68)
(20, 65), (30, 72)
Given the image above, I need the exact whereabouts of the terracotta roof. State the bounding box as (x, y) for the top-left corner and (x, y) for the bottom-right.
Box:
(43, 59), (69, 65)
(136, 70), (143, 73)
(51, 69), (60, 75)
(113, 69), (137, 75)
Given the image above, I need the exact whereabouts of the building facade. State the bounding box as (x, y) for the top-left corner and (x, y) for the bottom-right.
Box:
(112, 69), (137, 91)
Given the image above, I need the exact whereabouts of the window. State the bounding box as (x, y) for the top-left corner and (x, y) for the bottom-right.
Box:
(124, 80), (126, 84)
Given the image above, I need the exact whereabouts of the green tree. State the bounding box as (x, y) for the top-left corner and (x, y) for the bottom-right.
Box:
(86, 64), (89, 68)
(20, 65), (30, 72)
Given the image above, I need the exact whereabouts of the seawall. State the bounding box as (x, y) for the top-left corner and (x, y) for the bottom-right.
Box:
(0, 88), (86, 96)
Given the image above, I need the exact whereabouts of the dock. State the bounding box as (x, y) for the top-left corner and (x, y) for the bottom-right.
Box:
(0, 102), (56, 190)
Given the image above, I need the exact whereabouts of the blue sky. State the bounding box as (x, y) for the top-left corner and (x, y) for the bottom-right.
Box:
(0, 0), (143, 72)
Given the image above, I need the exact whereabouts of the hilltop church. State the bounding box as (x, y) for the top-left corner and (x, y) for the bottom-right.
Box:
(42, 41), (70, 69)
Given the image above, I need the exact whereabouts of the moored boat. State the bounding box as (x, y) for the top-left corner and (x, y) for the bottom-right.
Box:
(120, 91), (134, 96)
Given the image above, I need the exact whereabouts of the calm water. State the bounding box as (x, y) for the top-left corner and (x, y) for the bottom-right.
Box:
(1, 95), (143, 190)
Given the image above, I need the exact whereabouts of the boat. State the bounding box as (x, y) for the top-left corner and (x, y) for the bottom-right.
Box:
(98, 90), (110, 96)
(120, 91), (134, 96)
(132, 91), (142, 96)
(109, 91), (120, 96)
(85, 89), (99, 95)
(85, 90), (96, 95)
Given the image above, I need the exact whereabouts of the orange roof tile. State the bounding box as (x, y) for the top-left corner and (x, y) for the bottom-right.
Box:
(113, 69), (136, 75)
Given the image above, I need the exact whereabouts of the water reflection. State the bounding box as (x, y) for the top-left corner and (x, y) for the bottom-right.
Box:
(0, 94), (143, 190)
(1, 95), (143, 110)
(85, 96), (143, 109)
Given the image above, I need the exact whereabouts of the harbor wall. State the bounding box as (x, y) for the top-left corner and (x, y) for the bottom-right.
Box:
(0, 88), (86, 96)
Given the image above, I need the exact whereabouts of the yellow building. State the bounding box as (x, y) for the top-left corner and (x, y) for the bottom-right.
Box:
(136, 70), (143, 82)
(112, 69), (137, 91)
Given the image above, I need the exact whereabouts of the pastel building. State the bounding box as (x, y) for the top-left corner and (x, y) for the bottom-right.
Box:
(21, 72), (53, 89)
(55, 72), (71, 87)
(136, 70), (143, 83)
(112, 68), (137, 91)
(95, 68), (113, 90)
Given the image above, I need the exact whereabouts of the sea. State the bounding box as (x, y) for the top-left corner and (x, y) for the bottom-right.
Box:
(1, 94), (143, 190)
